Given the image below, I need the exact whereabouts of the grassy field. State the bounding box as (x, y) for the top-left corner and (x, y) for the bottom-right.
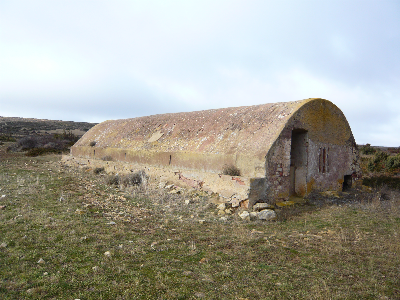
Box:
(1, 144), (400, 299)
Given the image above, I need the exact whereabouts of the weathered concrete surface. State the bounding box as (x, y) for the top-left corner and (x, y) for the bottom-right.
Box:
(69, 98), (360, 205)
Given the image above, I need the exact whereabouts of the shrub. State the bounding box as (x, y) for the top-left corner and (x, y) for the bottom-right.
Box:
(363, 176), (400, 190)
(18, 136), (38, 150)
(105, 171), (147, 187)
(25, 148), (61, 157)
(94, 167), (105, 174)
(121, 170), (147, 186)
(89, 141), (96, 147)
(367, 151), (389, 172)
(385, 155), (400, 170)
(105, 174), (120, 186)
(361, 143), (376, 155)
(222, 164), (241, 176)
(0, 135), (16, 142)
(7, 133), (79, 154)
(101, 155), (113, 161)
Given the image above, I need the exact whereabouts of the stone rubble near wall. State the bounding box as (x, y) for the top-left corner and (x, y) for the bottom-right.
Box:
(252, 202), (274, 211)
(257, 209), (277, 221)
(62, 154), (280, 222)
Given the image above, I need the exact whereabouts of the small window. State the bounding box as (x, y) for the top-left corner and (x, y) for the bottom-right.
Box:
(319, 147), (329, 173)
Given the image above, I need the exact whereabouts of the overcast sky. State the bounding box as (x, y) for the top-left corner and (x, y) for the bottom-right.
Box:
(1, 0), (399, 146)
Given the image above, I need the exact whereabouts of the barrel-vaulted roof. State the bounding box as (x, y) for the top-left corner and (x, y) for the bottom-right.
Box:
(73, 99), (317, 160)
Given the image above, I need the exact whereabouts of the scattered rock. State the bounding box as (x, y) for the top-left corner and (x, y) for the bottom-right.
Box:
(183, 270), (194, 276)
(257, 209), (276, 221)
(195, 292), (206, 298)
(198, 219), (206, 224)
(249, 212), (258, 220)
(0, 205), (6, 210)
(219, 216), (228, 222)
(238, 210), (250, 220)
(239, 199), (249, 209)
(92, 266), (100, 272)
(1, 195), (5, 198)
(0, 242), (7, 248)
(104, 251), (112, 257)
(253, 202), (274, 211)
(217, 210), (226, 216)
(106, 221), (116, 225)
(75, 209), (84, 215)
(199, 257), (209, 264)
(184, 199), (192, 205)
(37, 258), (45, 264)
(217, 203), (231, 210)
(43, 272), (48, 276)
(224, 208), (233, 215)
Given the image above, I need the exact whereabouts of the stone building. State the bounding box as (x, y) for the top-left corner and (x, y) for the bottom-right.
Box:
(69, 98), (360, 206)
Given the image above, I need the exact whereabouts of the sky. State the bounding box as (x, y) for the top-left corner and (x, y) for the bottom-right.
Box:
(1, 0), (399, 146)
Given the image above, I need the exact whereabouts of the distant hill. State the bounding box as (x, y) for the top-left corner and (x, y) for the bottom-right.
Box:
(0, 116), (97, 139)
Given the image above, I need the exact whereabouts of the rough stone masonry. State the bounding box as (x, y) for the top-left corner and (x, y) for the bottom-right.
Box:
(65, 98), (361, 208)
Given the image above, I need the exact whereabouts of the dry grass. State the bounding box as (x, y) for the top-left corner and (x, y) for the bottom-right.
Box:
(1, 145), (400, 299)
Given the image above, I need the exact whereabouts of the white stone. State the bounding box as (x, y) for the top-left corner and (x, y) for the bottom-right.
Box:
(238, 211), (250, 220)
(37, 258), (45, 264)
(104, 251), (112, 257)
(257, 209), (277, 221)
(253, 203), (274, 211)
(217, 203), (227, 210)
(249, 212), (258, 220)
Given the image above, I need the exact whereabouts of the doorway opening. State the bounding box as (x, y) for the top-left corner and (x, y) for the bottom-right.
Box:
(289, 129), (308, 196)
(342, 175), (352, 191)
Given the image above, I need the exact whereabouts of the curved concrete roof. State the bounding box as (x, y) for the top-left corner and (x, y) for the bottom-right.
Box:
(71, 98), (355, 177)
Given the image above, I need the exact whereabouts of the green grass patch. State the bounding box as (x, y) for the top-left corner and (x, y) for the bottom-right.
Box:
(1, 148), (400, 299)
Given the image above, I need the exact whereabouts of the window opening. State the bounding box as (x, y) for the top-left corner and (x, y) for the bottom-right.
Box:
(319, 147), (329, 173)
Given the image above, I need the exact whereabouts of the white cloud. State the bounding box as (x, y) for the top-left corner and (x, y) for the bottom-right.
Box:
(0, 0), (399, 145)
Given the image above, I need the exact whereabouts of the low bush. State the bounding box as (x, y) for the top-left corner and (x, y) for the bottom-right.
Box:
(89, 141), (96, 147)
(94, 167), (105, 174)
(25, 148), (62, 157)
(360, 143), (376, 155)
(105, 174), (120, 186)
(363, 176), (400, 190)
(0, 135), (16, 142)
(121, 170), (147, 186)
(105, 170), (147, 187)
(6, 132), (79, 155)
(222, 164), (241, 176)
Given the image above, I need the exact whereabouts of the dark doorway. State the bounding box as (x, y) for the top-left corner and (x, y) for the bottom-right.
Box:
(343, 175), (352, 191)
(289, 129), (308, 196)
